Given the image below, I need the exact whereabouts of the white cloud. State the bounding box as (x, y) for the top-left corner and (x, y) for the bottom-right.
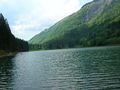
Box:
(9, 0), (81, 40)
(40, 0), (80, 21)
(1, 0), (82, 40)
(11, 25), (36, 34)
(0, 0), (13, 4)
(0, 0), (17, 8)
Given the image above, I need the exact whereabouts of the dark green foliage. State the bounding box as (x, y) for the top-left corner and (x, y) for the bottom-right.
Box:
(29, 44), (41, 50)
(29, 0), (120, 50)
(0, 14), (29, 52)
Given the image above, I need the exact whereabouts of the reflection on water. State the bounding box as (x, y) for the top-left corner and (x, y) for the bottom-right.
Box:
(0, 56), (14, 89)
(0, 46), (120, 90)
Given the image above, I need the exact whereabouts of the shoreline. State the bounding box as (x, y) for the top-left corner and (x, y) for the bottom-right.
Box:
(29, 45), (120, 52)
(0, 51), (16, 59)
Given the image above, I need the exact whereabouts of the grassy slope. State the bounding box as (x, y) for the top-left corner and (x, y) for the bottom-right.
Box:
(29, 0), (120, 47)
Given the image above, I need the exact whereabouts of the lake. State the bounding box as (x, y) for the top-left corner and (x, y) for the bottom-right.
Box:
(0, 46), (120, 90)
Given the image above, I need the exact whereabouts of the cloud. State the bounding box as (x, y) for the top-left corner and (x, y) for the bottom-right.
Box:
(0, 0), (13, 4)
(11, 25), (36, 34)
(1, 0), (82, 40)
(39, 0), (80, 21)
(0, 0), (17, 9)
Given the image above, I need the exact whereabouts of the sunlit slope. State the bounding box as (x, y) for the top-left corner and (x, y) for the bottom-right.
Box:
(29, 0), (120, 48)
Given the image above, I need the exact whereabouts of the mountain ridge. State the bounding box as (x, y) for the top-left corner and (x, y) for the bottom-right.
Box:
(29, 0), (120, 49)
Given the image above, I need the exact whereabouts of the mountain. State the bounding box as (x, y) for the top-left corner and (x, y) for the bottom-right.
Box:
(0, 14), (29, 53)
(29, 0), (120, 49)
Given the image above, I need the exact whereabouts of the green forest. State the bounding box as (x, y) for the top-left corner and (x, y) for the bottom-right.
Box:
(29, 0), (120, 50)
(0, 14), (29, 56)
(0, 0), (120, 52)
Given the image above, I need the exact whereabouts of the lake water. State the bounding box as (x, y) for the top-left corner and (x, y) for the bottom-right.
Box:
(0, 46), (120, 90)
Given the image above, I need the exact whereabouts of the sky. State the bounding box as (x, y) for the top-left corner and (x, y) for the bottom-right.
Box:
(0, 0), (92, 40)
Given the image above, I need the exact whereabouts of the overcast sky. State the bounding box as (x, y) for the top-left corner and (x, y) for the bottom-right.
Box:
(0, 0), (92, 40)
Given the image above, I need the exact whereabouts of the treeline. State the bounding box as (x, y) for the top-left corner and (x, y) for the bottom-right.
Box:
(29, 44), (41, 50)
(0, 14), (29, 52)
(29, 18), (120, 50)
(29, 0), (120, 50)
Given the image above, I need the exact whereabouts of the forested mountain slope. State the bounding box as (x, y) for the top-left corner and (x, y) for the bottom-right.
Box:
(0, 14), (29, 52)
(29, 0), (120, 49)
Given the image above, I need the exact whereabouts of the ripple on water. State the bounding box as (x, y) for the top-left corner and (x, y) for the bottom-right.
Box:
(0, 46), (120, 90)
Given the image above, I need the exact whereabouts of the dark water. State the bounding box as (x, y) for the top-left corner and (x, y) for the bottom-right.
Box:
(0, 46), (120, 90)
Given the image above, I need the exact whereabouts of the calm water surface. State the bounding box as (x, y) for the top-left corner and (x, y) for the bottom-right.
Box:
(0, 46), (120, 90)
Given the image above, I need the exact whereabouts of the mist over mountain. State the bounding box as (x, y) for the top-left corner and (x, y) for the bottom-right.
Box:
(29, 0), (120, 49)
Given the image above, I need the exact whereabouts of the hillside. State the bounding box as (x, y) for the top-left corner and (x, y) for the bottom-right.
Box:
(0, 14), (29, 54)
(29, 0), (120, 49)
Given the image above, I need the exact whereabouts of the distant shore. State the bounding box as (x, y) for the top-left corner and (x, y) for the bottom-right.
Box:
(29, 44), (120, 52)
